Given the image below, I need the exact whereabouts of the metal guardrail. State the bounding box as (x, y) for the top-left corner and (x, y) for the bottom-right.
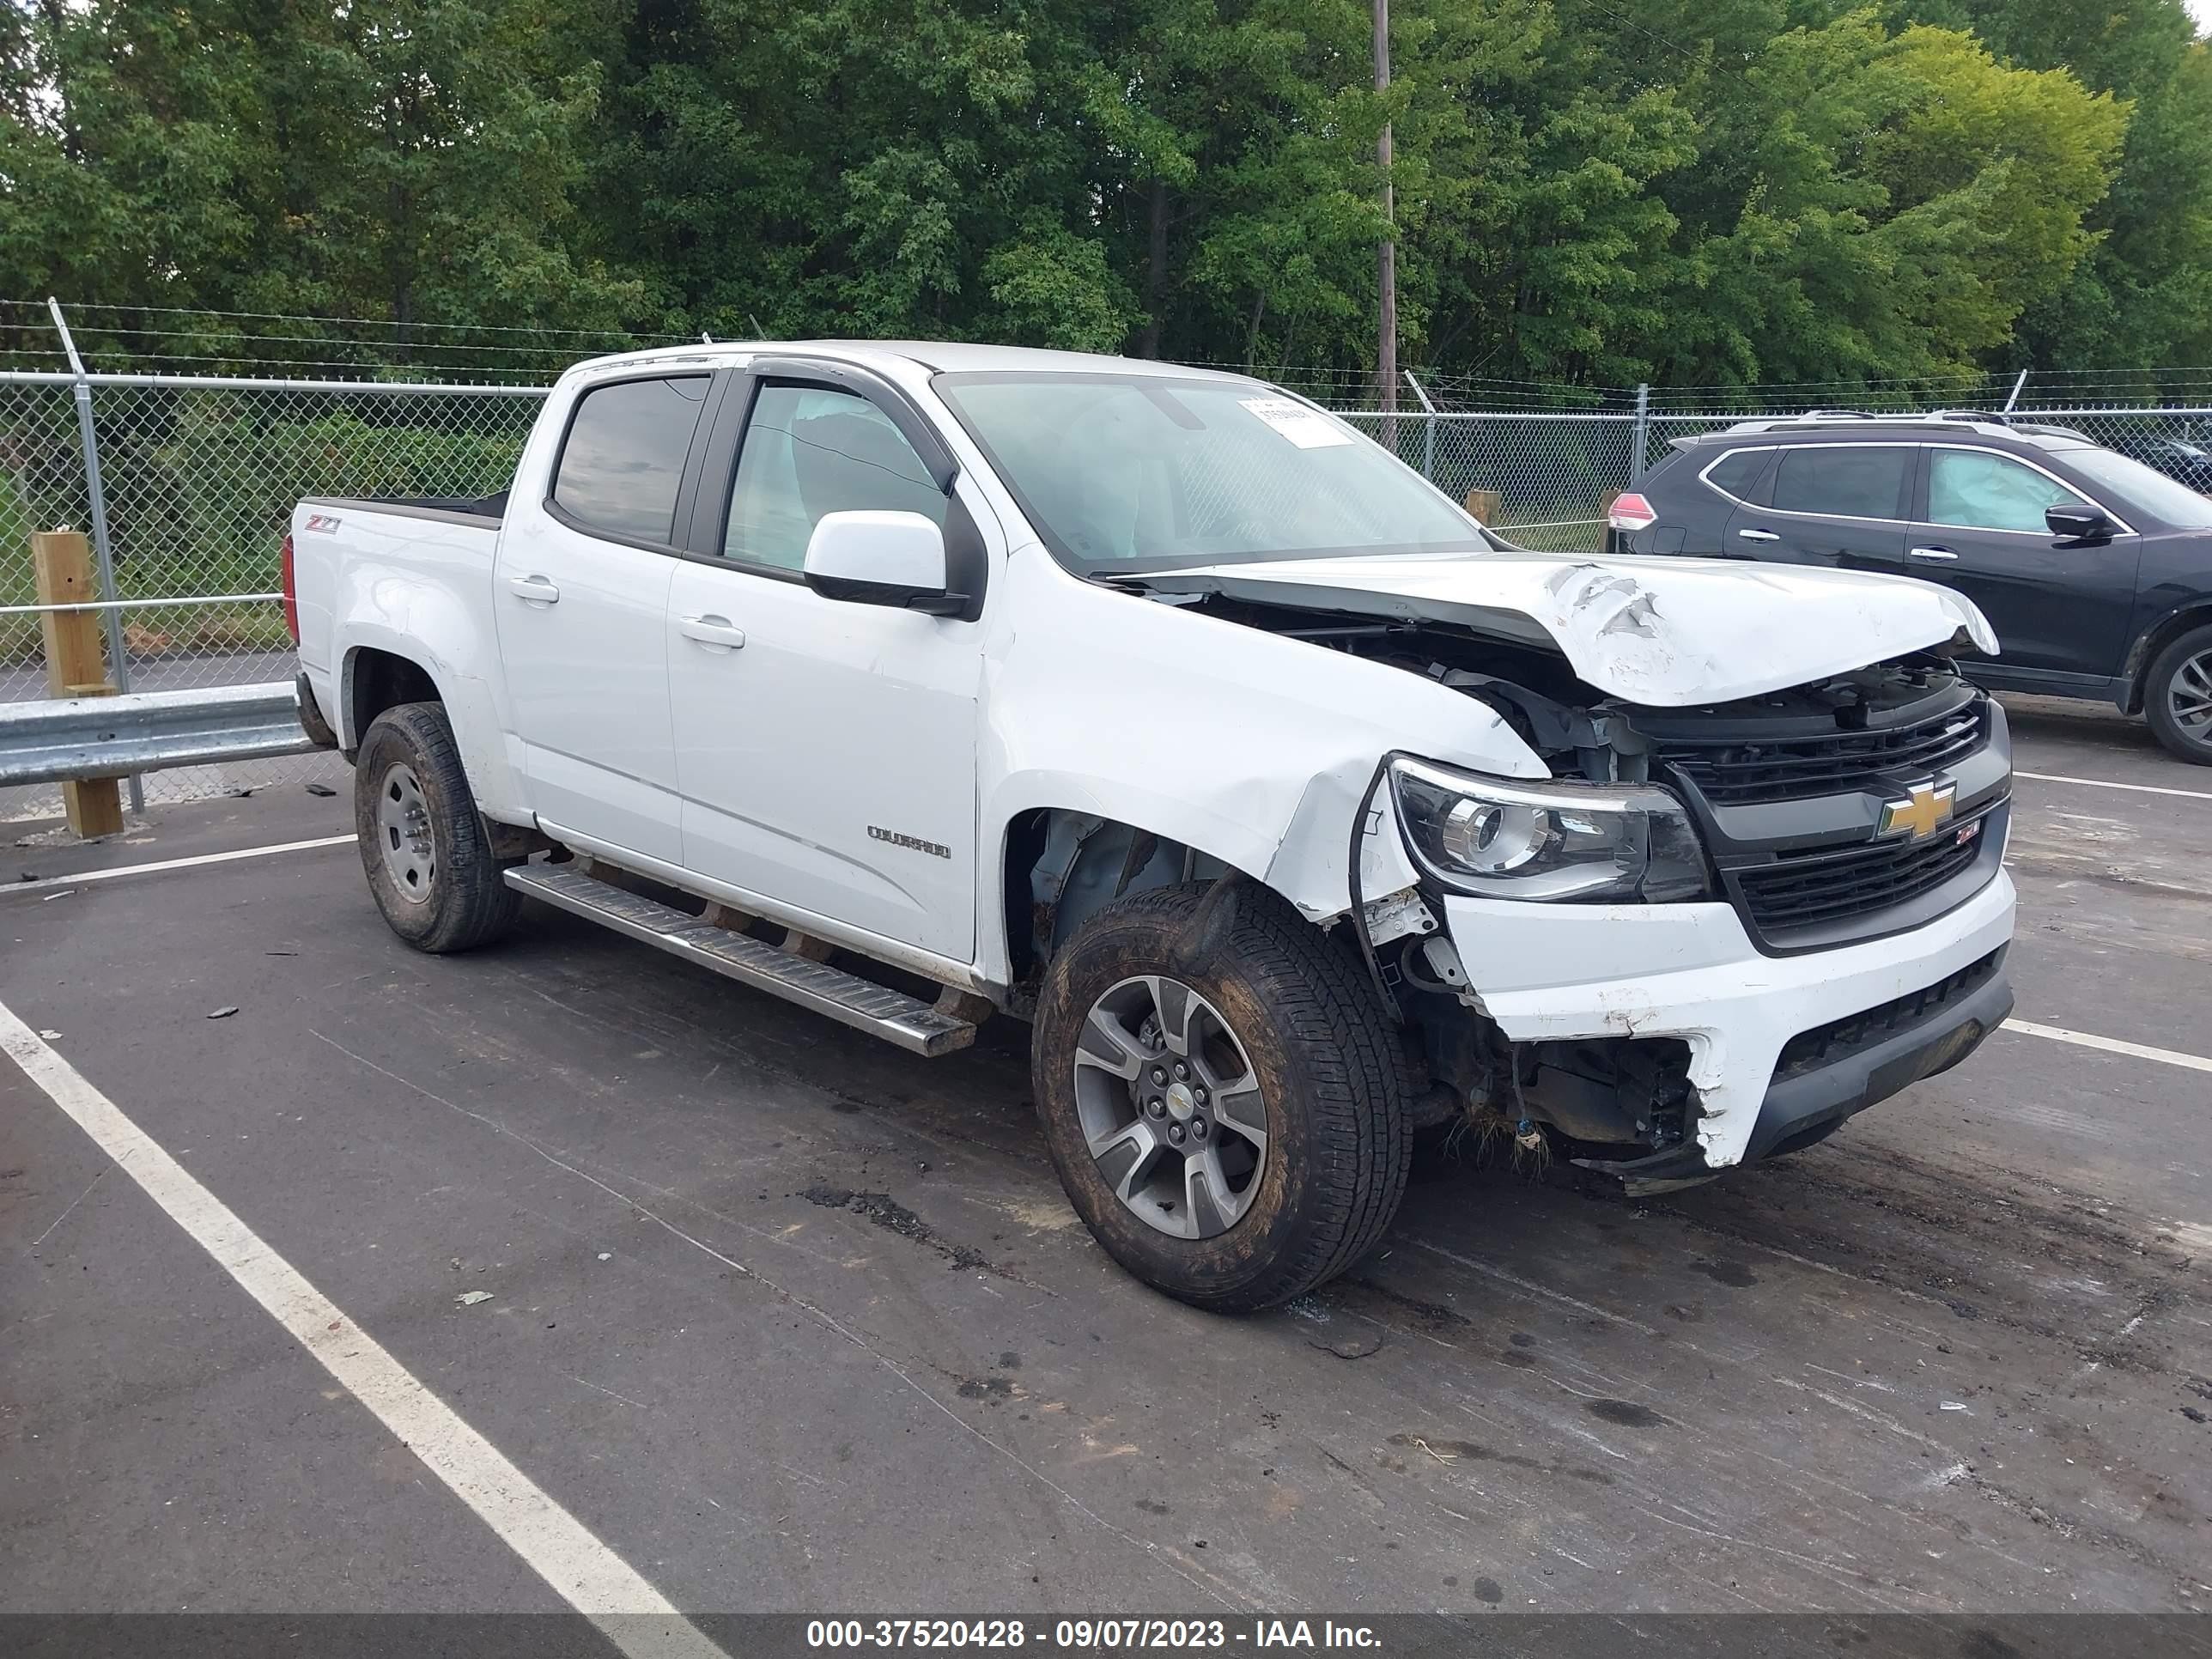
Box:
(0, 681), (315, 786)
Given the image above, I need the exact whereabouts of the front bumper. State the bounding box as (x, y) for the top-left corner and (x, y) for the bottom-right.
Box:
(1438, 867), (2016, 1175)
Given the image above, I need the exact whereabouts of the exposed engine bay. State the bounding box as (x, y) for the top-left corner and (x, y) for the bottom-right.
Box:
(1164, 588), (1972, 785)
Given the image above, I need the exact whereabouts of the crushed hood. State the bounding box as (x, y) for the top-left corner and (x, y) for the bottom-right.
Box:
(1139, 552), (1999, 708)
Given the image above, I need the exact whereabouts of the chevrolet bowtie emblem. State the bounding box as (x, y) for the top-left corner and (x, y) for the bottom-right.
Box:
(1878, 778), (1957, 841)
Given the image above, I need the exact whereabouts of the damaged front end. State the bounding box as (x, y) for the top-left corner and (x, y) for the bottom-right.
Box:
(1139, 575), (2016, 1188)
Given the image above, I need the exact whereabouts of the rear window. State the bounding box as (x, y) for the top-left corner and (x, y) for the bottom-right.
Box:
(1703, 448), (1771, 501)
(1771, 445), (1911, 520)
(551, 375), (713, 543)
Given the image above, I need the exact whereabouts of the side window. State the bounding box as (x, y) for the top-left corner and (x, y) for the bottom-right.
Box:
(723, 384), (947, 571)
(1703, 448), (1771, 501)
(550, 376), (712, 543)
(1927, 450), (2086, 533)
(1770, 446), (1911, 519)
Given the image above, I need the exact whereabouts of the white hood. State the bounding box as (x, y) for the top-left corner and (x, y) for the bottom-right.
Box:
(1156, 552), (1999, 708)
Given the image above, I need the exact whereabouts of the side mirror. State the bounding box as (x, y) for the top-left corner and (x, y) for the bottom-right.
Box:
(802, 510), (963, 615)
(2045, 503), (2115, 544)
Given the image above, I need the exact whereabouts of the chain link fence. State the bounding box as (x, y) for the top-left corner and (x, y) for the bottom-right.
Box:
(1, 367), (544, 822)
(7, 323), (2210, 825)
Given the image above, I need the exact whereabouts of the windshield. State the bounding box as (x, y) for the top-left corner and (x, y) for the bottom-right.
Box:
(2063, 447), (2212, 530)
(933, 372), (1493, 573)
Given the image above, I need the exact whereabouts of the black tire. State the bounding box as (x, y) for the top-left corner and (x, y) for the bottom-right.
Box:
(2143, 623), (2212, 765)
(1030, 882), (1411, 1312)
(354, 702), (523, 952)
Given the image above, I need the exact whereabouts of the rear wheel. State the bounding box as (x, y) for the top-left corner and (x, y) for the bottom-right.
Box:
(355, 702), (522, 952)
(1031, 883), (1410, 1312)
(2144, 623), (2212, 765)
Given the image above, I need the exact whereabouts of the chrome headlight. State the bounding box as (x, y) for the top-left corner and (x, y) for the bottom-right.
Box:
(1389, 756), (1710, 902)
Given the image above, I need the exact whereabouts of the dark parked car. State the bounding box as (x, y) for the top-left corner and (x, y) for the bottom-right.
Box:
(1607, 411), (2212, 763)
(2119, 431), (2212, 495)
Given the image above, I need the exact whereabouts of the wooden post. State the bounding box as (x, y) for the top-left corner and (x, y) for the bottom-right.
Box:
(32, 528), (125, 838)
(1463, 489), (1503, 525)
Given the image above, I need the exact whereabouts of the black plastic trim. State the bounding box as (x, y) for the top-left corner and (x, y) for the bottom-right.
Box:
(299, 495), (504, 532)
(1595, 951), (2013, 1185)
(295, 670), (339, 750)
(1721, 799), (2010, 955)
(1633, 673), (1981, 750)
(1643, 687), (2013, 955)
(1749, 953), (2013, 1158)
(682, 369), (753, 557)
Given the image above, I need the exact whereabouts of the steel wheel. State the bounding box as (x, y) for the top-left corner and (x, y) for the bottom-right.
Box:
(2167, 647), (2212, 743)
(375, 761), (436, 903)
(354, 702), (521, 952)
(1071, 974), (1269, 1240)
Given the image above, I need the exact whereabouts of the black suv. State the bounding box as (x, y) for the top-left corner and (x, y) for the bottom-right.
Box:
(1607, 411), (2212, 763)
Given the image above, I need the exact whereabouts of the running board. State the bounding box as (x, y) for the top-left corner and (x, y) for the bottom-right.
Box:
(503, 863), (979, 1057)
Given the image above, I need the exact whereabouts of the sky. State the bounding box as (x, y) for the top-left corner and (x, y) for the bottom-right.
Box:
(2192, 0), (2212, 35)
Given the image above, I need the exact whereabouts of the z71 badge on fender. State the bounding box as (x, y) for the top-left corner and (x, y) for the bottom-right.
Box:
(867, 825), (952, 860)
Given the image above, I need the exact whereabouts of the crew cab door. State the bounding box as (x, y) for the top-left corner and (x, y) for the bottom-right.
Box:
(665, 369), (985, 962)
(1723, 442), (1912, 574)
(1904, 444), (2142, 685)
(494, 372), (717, 863)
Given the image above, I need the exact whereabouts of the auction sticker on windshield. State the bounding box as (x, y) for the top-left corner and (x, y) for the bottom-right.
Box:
(1239, 396), (1353, 448)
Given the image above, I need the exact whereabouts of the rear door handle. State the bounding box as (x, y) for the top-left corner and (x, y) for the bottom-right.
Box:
(1909, 546), (1960, 562)
(678, 614), (747, 651)
(1737, 528), (1779, 543)
(507, 574), (561, 604)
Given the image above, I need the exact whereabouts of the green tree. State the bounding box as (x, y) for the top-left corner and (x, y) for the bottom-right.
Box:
(0, 2), (259, 308)
(1905, 0), (2212, 367)
(0, 0), (644, 356)
(0, 0), (2177, 390)
(1546, 6), (2124, 385)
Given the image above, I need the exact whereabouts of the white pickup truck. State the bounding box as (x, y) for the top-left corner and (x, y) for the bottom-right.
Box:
(288, 342), (2017, 1310)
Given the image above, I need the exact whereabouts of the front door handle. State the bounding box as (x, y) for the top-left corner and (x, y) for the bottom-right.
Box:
(678, 614), (748, 651)
(507, 574), (561, 605)
(1909, 546), (1960, 562)
(1737, 528), (1779, 543)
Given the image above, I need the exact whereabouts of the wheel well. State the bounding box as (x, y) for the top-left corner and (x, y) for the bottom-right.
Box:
(2124, 606), (2212, 714)
(1001, 809), (1236, 996)
(345, 647), (442, 749)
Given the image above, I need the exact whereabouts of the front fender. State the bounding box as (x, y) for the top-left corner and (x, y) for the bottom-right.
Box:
(975, 552), (1538, 981)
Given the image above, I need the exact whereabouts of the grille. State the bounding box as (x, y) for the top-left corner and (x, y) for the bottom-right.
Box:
(1664, 702), (1984, 805)
(1735, 806), (1995, 935)
(1774, 949), (2004, 1078)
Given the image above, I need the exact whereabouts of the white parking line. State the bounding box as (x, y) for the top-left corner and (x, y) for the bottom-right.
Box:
(2014, 769), (2212, 802)
(0, 1000), (724, 1659)
(2004, 1018), (2212, 1077)
(6, 834), (357, 896)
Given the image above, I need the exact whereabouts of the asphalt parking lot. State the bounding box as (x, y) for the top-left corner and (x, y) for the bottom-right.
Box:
(3, 692), (2208, 1632)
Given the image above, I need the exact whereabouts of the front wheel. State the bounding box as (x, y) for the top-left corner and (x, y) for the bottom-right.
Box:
(1030, 883), (1411, 1312)
(2145, 624), (2212, 765)
(354, 702), (522, 952)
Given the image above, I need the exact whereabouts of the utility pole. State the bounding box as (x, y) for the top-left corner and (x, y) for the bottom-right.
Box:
(1375, 0), (1397, 444)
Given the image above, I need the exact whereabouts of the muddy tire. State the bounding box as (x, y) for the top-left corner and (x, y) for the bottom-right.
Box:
(2143, 623), (2212, 765)
(1031, 882), (1411, 1312)
(355, 702), (522, 953)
